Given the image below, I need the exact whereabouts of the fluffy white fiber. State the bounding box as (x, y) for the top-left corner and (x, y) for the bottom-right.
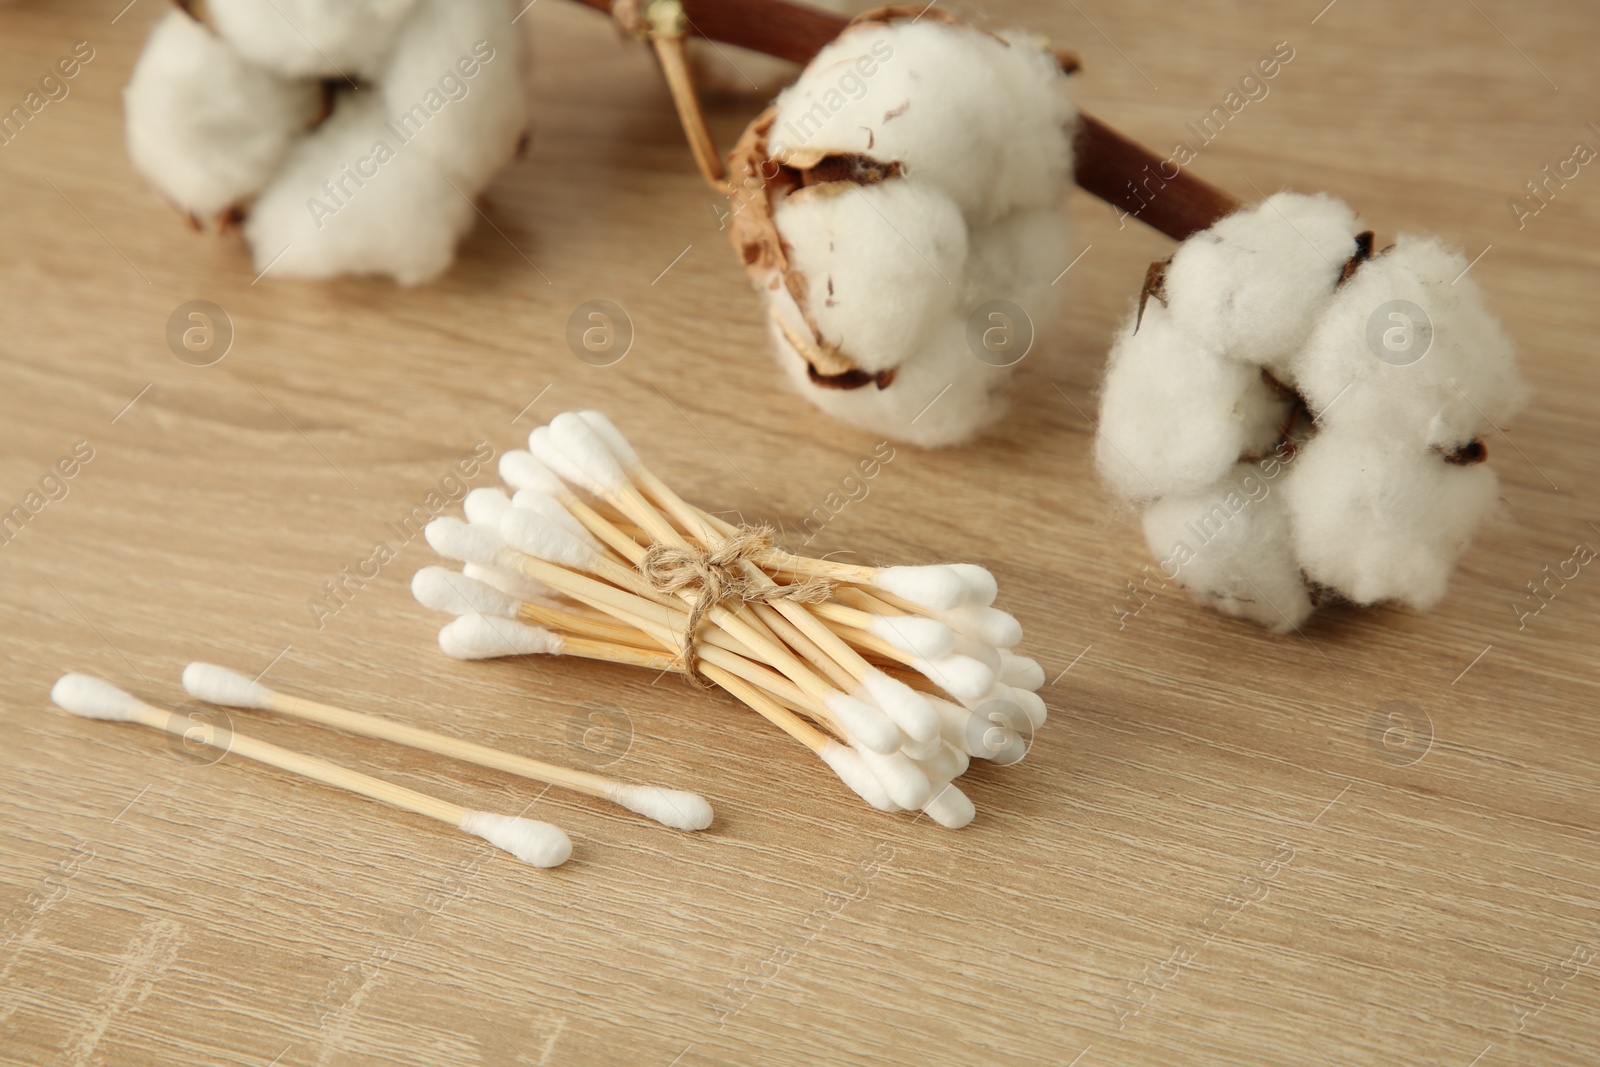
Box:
(605, 785), (715, 831)
(459, 810), (571, 867)
(124, 11), (322, 223)
(438, 613), (562, 660)
(739, 15), (1076, 446)
(181, 662), (274, 710)
(51, 674), (141, 722)
(1096, 192), (1528, 627)
(125, 0), (526, 284)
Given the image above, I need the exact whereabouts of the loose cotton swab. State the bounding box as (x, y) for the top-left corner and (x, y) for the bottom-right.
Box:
(180, 663), (715, 831)
(49, 674), (572, 867)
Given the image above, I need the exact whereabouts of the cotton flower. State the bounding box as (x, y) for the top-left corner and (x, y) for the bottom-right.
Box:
(123, 0), (527, 285)
(1096, 192), (1528, 630)
(728, 11), (1076, 447)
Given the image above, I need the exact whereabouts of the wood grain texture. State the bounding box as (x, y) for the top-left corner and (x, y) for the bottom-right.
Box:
(1, 1), (1597, 1065)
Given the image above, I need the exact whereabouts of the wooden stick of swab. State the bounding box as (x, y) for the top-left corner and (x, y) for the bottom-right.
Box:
(49, 674), (572, 867)
(181, 664), (714, 830)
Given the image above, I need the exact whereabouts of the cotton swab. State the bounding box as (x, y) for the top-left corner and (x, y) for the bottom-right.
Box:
(416, 409), (1047, 826)
(180, 663), (714, 831)
(49, 673), (572, 867)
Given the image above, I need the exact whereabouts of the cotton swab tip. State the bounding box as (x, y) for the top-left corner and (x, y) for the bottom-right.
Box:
(548, 412), (630, 494)
(998, 651), (1046, 691)
(181, 662), (273, 710)
(823, 692), (902, 755)
(942, 605), (1024, 649)
(873, 566), (966, 611)
(869, 615), (956, 659)
(606, 785), (714, 830)
(412, 567), (519, 618)
(856, 746), (934, 809)
(424, 516), (513, 569)
(920, 784), (977, 829)
(948, 563), (998, 607)
(438, 614), (564, 660)
(577, 409), (642, 470)
(50, 673), (142, 722)
(497, 509), (595, 570)
(859, 669), (940, 743)
(462, 487), (513, 527)
(819, 741), (901, 812)
(912, 654), (995, 702)
(499, 450), (566, 496)
(460, 811), (572, 868)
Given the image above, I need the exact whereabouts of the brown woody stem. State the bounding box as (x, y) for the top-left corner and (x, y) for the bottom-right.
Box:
(573, 0), (1243, 240)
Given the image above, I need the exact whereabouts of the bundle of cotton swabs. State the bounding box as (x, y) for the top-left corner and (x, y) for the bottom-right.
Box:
(414, 410), (1046, 828)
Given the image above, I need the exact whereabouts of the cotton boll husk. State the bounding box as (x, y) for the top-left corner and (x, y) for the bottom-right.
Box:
(774, 179), (968, 375)
(1290, 234), (1528, 448)
(1164, 192), (1360, 370)
(244, 91), (474, 285)
(1140, 462), (1314, 633)
(1281, 428), (1501, 610)
(124, 12), (322, 221)
(769, 310), (1013, 448)
(771, 22), (1070, 223)
(1096, 301), (1291, 502)
(204, 0), (422, 79)
(379, 0), (526, 188)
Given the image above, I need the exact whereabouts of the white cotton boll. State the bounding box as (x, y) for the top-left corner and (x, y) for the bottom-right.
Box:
(774, 179), (967, 375)
(920, 783), (976, 829)
(244, 91), (474, 285)
(378, 0), (526, 188)
(205, 0), (422, 79)
(1281, 428), (1501, 610)
(1096, 301), (1292, 502)
(960, 200), (1072, 319)
(463, 487), (512, 526)
(1290, 234), (1528, 449)
(463, 562), (558, 605)
(124, 12), (322, 222)
(819, 741), (902, 811)
(997, 652), (1045, 691)
(1164, 192), (1361, 368)
(1140, 462), (1314, 633)
(783, 314), (1016, 446)
(772, 22), (1070, 222)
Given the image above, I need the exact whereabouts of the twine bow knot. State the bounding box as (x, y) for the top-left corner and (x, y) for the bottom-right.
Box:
(640, 525), (832, 685)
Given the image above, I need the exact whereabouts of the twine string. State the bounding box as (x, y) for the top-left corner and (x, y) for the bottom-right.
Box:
(640, 525), (832, 685)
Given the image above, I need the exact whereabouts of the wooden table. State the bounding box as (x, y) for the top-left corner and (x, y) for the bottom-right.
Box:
(2, 1), (1596, 1063)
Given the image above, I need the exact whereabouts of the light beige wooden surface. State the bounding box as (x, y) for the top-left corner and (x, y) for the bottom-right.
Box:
(2, 1), (1597, 1064)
